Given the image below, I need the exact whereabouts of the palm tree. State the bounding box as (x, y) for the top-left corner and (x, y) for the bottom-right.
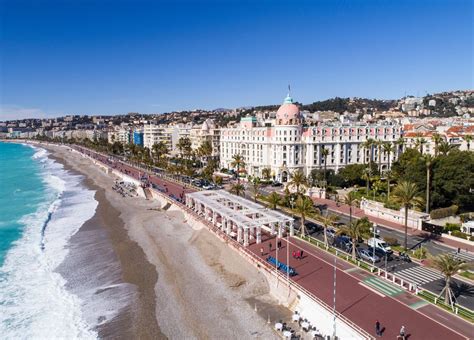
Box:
(295, 196), (315, 237)
(231, 154), (245, 183)
(385, 170), (393, 199)
(429, 254), (471, 308)
(321, 146), (329, 185)
(395, 137), (405, 158)
(262, 167), (272, 182)
(362, 168), (372, 196)
(414, 136), (427, 154)
(432, 133), (443, 157)
(152, 141), (169, 166)
(376, 140), (383, 172)
(267, 191), (281, 210)
(382, 141), (394, 170)
(365, 138), (376, 163)
(337, 218), (371, 260)
(344, 191), (359, 229)
(197, 140), (213, 167)
(392, 181), (423, 250)
(251, 177), (261, 202)
(424, 154), (434, 214)
(230, 183), (245, 196)
(437, 141), (458, 156)
(465, 135), (473, 151)
(177, 137), (192, 160)
(289, 170), (308, 195)
(320, 213), (338, 247)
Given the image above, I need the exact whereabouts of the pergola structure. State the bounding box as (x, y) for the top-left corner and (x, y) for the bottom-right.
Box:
(185, 190), (294, 246)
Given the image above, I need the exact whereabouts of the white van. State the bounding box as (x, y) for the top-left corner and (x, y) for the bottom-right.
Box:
(367, 238), (392, 253)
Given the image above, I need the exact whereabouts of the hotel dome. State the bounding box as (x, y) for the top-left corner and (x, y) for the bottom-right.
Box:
(276, 94), (301, 125)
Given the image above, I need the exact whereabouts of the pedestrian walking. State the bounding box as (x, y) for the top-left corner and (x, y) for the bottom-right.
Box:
(269, 242), (272, 252)
(292, 250), (296, 259)
(300, 250), (304, 259)
(260, 247), (264, 257)
(457, 247), (460, 254)
(399, 325), (405, 340)
(375, 320), (381, 336)
(277, 240), (282, 249)
(296, 250), (301, 259)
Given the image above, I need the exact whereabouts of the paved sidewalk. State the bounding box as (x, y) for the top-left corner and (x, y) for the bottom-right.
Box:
(311, 196), (474, 253)
(249, 237), (472, 340)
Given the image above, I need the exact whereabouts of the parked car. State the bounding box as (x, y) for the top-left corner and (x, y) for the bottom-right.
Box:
(358, 249), (381, 263)
(325, 228), (337, 239)
(333, 236), (353, 252)
(271, 181), (283, 187)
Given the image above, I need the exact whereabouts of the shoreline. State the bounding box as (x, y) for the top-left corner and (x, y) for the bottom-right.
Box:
(49, 153), (164, 339)
(43, 143), (286, 339)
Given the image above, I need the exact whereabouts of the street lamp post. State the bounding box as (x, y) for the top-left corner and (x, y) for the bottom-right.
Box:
(332, 255), (337, 339)
(370, 224), (378, 269)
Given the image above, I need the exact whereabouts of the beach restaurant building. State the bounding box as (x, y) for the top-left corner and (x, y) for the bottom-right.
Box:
(185, 190), (294, 246)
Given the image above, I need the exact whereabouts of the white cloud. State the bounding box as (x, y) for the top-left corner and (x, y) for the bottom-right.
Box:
(0, 105), (51, 121)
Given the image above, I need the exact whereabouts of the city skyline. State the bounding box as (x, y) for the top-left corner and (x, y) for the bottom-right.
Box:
(1, 0), (473, 120)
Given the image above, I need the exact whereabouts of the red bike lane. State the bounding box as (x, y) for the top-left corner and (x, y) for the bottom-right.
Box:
(249, 236), (468, 340)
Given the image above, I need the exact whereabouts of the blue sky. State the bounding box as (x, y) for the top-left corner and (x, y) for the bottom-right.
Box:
(0, 0), (472, 120)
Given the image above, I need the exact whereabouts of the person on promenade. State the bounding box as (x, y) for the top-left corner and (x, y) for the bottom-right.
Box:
(375, 320), (381, 337)
(269, 242), (272, 252)
(300, 250), (304, 259)
(399, 325), (406, 340)
(296, 250), (300, 259)
(260, 247), (264, 257)
(277, 240), (282, 250)
(292, 250), (296, 259)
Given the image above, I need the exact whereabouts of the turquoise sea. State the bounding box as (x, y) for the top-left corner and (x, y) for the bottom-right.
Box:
(0, 142), (99, 338)
(0, 142), (46, 265)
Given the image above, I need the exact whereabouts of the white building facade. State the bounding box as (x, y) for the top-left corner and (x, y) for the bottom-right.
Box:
(220, 94), (403, 182)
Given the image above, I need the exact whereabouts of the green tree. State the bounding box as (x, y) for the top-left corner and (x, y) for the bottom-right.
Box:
(431, 150), (474, 212)
(337, 218), (371, 260)
(288, 170), (308, 195)
(251, 177), (261, 202)
(424, 154), (434, 214)
(437, 141), (458, 156)
(267, 192), (281, 210)
(321, 146), (330, 184)
(177, 137), (192, 159)
(432, 133), (443, 157)
(429, 254), (471, 308)
(392, 181), (423, 250)
(262, 167), (272, 181)
(198, 140), (213, 163)
(152, 141), (169, 166)
(344, 191), (359, 229)
(231, 154), (245, 184)
(338, 164), (366, 187)
(230, 183), (245, 196)
(295, 196), (316, 237)
(320, 213), (338, 247)
(382, 141), (394, 170)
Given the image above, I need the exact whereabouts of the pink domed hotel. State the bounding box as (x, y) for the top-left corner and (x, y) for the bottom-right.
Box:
(220, 93), (403, 182)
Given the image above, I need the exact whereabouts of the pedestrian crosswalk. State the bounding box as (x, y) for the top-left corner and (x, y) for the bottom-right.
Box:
(452, 251), (474, 263)
(394, 265), (444, 286)
(362, 277), (404, 296)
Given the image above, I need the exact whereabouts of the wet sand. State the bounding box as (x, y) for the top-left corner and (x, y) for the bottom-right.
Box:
(46, 144), (287, 339)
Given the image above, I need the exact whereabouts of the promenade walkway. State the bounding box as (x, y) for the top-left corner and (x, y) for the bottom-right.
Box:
(248, 236), (471, 339)
(311, 196), (474, 253)
(73, 146), (472, 339)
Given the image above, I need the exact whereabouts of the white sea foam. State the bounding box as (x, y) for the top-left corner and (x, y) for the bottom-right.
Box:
(0, 147), (98, 339)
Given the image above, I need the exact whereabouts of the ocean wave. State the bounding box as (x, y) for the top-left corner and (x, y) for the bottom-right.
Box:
(0, 147), (98, 339)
